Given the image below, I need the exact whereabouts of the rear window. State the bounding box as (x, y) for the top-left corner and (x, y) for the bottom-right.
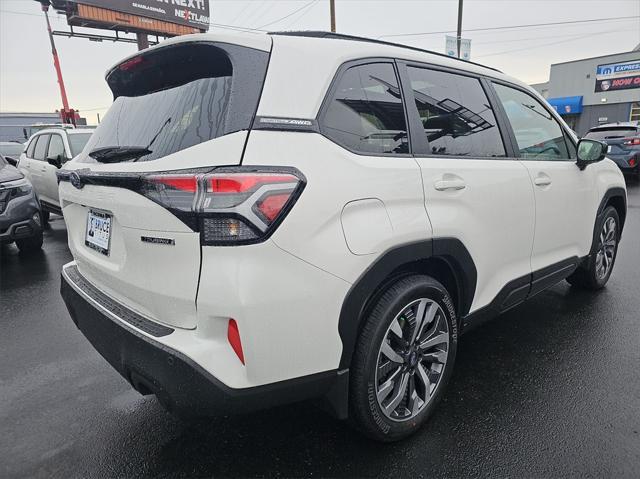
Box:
(80, 43), (269, 163)
(68, 133), (92, 157)
(585, 127), (638, 140)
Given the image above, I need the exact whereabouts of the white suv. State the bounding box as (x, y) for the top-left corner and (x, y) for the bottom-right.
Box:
(19, 127), (93, 222)
(58, 32), (627, 442)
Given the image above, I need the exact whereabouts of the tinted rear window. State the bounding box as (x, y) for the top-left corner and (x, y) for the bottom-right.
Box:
(80, 43), (269, 163)
(585, 127), (638, 140)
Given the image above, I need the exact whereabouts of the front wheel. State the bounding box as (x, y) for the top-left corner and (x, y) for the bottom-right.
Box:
(567, 205), (620, 290)
(349, 275), (458, 442)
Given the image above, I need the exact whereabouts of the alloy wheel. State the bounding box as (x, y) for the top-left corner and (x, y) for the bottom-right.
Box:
(595, 216), (617, 280)
(374, 298), (449, 422)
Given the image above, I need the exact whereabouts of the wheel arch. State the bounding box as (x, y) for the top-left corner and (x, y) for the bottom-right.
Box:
(337, 238), (477, 369)
(599, 187), (627, 236)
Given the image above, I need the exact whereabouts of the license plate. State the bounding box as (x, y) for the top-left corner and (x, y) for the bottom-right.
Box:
(85, 209), (112, 256)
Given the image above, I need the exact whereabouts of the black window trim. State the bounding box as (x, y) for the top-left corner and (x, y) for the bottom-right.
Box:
(487, 78), (579, 163)
(26, 135), (39, 159)
(397, 60), (515, 160)
(32, 134), (51, 162)
(316, 57), (414, 158)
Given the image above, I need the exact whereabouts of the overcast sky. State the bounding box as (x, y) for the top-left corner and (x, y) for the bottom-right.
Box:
(1, 0), (639, 124)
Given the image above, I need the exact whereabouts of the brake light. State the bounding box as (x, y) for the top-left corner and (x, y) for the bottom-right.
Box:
(119, 56), (145, 71)
(142, 168), (305, 245)
(623, 137), (640, 146)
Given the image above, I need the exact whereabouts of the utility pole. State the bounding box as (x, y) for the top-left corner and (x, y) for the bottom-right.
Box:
(330, 0), (336, 32)
(456, 0), (463, 58)
(40, 2), (75, 125)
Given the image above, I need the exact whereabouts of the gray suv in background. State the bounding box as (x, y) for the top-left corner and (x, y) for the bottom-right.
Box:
(584, 122), (640, 179)
(0, 155), (43, 253)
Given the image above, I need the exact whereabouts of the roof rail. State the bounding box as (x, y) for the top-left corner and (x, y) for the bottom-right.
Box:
(269, 31), (502, 73)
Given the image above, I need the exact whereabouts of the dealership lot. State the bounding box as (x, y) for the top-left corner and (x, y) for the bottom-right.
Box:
(0, 180), (638, 478)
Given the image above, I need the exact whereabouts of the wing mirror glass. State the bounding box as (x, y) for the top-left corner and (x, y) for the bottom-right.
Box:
(577, 139), (607, 170)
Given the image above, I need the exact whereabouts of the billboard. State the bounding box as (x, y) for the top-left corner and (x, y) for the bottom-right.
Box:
(595, 59), (640, 93)
(72, 0), (210, 30)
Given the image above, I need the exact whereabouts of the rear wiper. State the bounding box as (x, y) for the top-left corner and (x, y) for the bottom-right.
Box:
(89, 146), (151, 163)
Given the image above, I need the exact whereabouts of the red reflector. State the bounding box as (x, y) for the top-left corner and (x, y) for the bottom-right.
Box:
(256, 193), (291, 222)
(630, 158), (637, 167)
(150, 176), (198, 192)
(227, 319), (245, 365)
(119, 56), (145, 71)
(208, 175), (295, 193)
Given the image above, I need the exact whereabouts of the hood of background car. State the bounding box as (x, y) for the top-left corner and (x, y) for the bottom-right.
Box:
(0, 163), (24, 184)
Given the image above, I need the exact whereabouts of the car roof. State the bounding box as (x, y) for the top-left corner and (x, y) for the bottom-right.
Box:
(589, 122), (639, 130)
(30, 128), (94, 135)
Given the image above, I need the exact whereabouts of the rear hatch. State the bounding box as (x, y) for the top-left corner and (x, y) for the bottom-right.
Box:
(59, 35), (271, 329)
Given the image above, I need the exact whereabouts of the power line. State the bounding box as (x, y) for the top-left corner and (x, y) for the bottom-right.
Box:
(378, 15), (640, 39)
(476, 28), (636, 58)
(255, 0), (319, 30)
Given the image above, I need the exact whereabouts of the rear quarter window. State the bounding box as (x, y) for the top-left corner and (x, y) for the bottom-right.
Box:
(320, 62), (409, 155)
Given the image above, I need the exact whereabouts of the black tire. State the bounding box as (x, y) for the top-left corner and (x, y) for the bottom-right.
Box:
(567, 205), (620, 290)
(16, 232), (43, 253)
(41, 210), (50, 225)
(349, 275), (458, 442)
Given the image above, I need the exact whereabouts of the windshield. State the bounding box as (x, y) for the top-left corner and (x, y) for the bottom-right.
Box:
(0, 143), (24, 157)
(585, 128), (638, 140)
(68, 133), (92, 157)
(0, 156), (7, 166)
(79, 42), (268, 163)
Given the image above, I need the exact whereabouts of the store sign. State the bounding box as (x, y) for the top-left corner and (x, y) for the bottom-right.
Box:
(595, 59), (640, 92)
(73, 0), (210, 29)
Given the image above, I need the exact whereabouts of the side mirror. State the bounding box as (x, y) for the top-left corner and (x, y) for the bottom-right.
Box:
(576, 139), (607, 170)
(5, 156), (18, 167)
(47, 155), (63, 169)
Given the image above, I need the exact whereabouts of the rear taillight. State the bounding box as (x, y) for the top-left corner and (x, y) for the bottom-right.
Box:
(142, 168), (305, 245)
(623, 137), (640, 146)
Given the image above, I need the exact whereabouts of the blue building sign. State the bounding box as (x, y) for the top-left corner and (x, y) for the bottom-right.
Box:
(547, 96), (583, 115)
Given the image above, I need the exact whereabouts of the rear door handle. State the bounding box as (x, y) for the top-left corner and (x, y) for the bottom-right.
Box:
(434, 178), (466, 191)
(534, 174), (552, 187)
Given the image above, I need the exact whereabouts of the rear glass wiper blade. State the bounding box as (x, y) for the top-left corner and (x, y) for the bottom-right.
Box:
(89, 146), (152, 163)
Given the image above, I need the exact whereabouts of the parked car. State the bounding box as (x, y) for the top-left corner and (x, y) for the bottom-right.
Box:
(57, 32), (627, 442)
(18, 127), (93, 223)
(0, 141), (25, 166)
(584, 122), (640, 178)
(0, 154), (43, 252)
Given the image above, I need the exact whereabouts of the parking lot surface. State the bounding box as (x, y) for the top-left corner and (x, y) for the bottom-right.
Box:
(1, 181), (639, 478)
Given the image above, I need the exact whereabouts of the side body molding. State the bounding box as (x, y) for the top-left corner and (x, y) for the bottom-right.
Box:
(337, 238), (477, 369)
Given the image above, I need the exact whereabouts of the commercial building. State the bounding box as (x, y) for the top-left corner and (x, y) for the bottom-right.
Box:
(532, 45), (640, 136)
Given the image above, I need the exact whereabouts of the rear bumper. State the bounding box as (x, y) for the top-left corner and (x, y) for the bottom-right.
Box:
(60, 264), (346, 417)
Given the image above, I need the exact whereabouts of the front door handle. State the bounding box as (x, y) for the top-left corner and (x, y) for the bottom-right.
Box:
(434, 178), (466, 191)
(534, 174), (552, 187)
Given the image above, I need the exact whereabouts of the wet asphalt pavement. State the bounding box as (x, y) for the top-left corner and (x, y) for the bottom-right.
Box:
(1, 181), (639, 479)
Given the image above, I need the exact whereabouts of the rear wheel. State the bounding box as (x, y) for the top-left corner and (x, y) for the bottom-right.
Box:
(349, 275), (457, 442)
(41, 210), (50, 226)
(567, 206), (619, 290)
(16, 232), (43, 253)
